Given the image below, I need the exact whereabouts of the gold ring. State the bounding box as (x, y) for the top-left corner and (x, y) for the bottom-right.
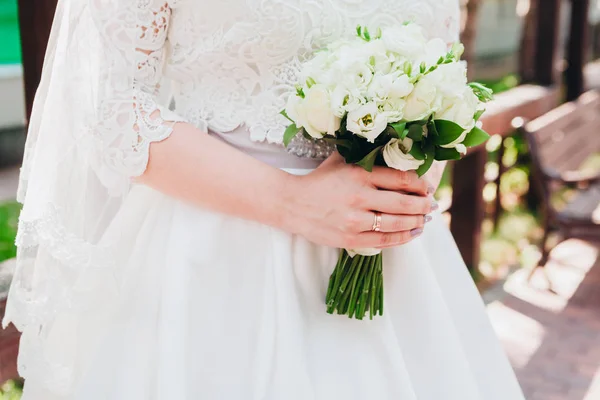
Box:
(372, 212), (382, 232)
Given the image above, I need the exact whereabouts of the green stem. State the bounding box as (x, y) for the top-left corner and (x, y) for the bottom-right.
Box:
(326, 251), (354, 313)
(336, 256), (364, 315)
(348, 256), (369, 317)
(357, 256), (376, 320)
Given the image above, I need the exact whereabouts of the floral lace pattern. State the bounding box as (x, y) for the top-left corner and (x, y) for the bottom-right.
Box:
(165, 0), (460, 146)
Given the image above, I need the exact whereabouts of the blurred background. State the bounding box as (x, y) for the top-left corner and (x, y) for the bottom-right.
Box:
(1, 0), (600, 399)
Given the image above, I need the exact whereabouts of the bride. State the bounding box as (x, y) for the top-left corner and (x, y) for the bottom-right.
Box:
(3, 0), (526, 399)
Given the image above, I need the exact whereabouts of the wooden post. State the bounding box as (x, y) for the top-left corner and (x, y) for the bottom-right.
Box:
(566, 0), (590, 101)
(519, 0), (563, 85)
(450, 150), (487, 272)
(461, 0), (483, 81)
(17, 0), (59, 121)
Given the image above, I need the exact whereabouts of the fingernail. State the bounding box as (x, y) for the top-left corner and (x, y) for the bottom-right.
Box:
(431, 201), (439, 211)
(427, 185), (435, 195)
(411, 228), (424, 237)
(424, 215), (433, 223)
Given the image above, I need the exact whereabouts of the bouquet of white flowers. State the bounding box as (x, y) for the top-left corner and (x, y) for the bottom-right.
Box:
(282, 23), (493, 320)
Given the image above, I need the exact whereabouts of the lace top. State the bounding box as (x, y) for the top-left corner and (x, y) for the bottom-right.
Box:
(105, 0), (461, 177)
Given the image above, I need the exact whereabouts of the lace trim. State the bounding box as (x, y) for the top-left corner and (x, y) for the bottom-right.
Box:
(3, 205), (121, 395)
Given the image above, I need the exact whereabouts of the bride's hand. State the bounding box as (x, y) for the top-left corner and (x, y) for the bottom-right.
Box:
(281, 153), (436, 249)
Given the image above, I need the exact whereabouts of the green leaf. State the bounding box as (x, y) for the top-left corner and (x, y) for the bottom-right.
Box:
(356, 146), (383, 172)
(283, 124), (300, 147)
(323, 138), (353, 149)
(419, 62), (427, 74)
(416, 144), (435, 177)
(473, 108), (485, 122)
(356, 25), (362, 37)
(433, 119), (466, 145)
(427, 121), (439, 137)
(407, 124), (424, 142)
(462, 126), (491, 148)
(280, 109), (293, 123)
(469, 82), (494, 102)
(390, 122), (407, 139)
(435, 147), (462, 161)
(306, 77), (316, 88)
(408, 143), (426, 160)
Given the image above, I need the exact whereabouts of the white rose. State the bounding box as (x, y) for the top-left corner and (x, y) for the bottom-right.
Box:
(383, 137), (425, 171)
(368, 72), (414, 102)
(437, 87), (480, 153)
(300, 52), (336, 87)
(346, 102), (388, 142)
(403, 75), (439, 121)
(382, 24), (428, 58)
(416, 38), (449, 68)
(427, 62), (468, 98)
(437, 87), (479, 130)
(285, 85), (341, 139)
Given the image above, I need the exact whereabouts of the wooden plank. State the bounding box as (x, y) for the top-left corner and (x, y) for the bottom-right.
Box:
(479, 85), (560, 138)
(450, 150), (487, 271)
(17, 0), (59, 121)
(450, 85), (559, 272)
(566, 0), (591, 101)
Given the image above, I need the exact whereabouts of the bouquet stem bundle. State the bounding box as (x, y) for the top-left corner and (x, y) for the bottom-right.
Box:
(326, 251), (383, 319)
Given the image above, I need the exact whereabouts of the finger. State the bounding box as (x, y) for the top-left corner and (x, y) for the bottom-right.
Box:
(366, 213), (426, 233)
(351, 229), (424, 249)
(365, 191), (435, 215)
(368, 168), (430, 195)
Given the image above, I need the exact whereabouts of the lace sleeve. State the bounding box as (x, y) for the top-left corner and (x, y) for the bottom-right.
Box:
(90, 0), (187, 185)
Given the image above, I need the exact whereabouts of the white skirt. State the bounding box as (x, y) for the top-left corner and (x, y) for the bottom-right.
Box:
(22, 184), (525, 400)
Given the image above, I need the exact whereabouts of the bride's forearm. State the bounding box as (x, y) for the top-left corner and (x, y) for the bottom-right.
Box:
(137, 122), (294, 229)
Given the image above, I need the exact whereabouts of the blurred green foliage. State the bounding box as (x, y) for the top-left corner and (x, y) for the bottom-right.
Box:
(478, 74), (521, 95)
(0, 380), (23, 400)
(0, 0), (21, 64)
(0, 201), (19, 263)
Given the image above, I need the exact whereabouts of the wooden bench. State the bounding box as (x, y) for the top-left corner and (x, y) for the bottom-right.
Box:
(518, 90), (600, 280)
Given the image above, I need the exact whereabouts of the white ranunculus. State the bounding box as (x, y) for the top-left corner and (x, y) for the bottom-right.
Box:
(402, 75), (439, 121)
(368, 72), (414, 102)
(382, 24), (428, 58)
(383, 137), (425, 171)
(285, 85), (341, 139)
(437, 87), (480, 152)
(362, 39), (395, 74)
(331, 85), (362, 118)
(346, 102), (388, 142)
(378, 97), (406, 123)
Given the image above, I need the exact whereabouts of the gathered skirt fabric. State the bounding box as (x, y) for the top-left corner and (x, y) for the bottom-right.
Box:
(22, 185), (525, 400)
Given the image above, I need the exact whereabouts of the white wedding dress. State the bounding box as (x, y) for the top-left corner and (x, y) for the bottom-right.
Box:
(3, 0), (526, 399)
